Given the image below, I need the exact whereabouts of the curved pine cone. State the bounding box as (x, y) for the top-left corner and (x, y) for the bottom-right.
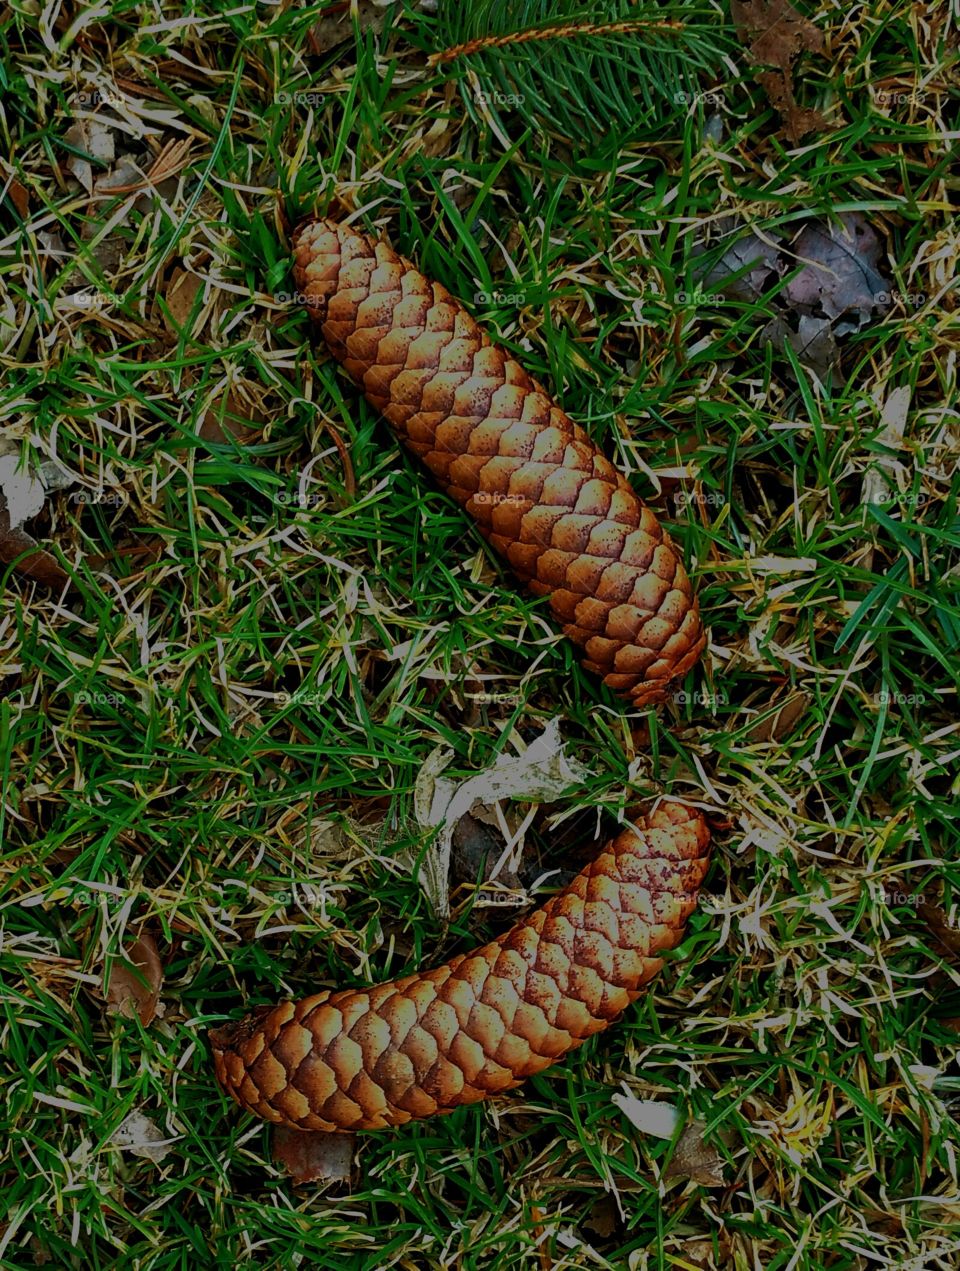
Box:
(289, 218), (705, 708)
(212, 802), (710, 1131)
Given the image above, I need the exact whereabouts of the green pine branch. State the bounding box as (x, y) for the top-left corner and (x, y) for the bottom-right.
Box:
(416, 0), (733, 137)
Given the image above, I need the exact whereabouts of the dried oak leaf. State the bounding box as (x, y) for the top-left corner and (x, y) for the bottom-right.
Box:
(106, 932), (163, 1026)
(612, 1090), (731, 1188)
(783, 213), (890, 333)
(162, 267), (205, 337)
(273, 1126), (354, 1185)
(731, 0), (828, 141)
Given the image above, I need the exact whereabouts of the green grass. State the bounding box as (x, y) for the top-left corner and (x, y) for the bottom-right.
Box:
(2, 1), (960, 1267)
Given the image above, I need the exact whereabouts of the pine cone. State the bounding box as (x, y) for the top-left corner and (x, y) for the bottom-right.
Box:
(290, 218), (706, 707)
(212, 802), (710, 1131)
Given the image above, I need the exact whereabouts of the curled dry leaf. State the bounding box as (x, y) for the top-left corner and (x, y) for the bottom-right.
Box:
(111, 1110), (178, 1164)
(273, 1126), (354, 1185)
(663, 1121), (728, 1188)
(63, 118), (116, 194)
(760, 313), (839, 382)
(697, 224), (781, 303)
(697, 212), (891, 382)
(782, 214), (890, 335)
(611, 1089), (729, 1187)
(162, 267), (205, 336)
(731, 0), (828, 142)
(106, 932), (163, 1026)
(412, 719), (590, 917)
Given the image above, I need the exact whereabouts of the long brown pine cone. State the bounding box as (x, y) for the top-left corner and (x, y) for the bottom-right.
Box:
(210, 220), (710, 1134)
(289, 218), (706, 708)
(212, 803), (710, 1132)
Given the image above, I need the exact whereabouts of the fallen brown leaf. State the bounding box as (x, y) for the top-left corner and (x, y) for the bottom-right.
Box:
(696, 212), (891, 380)
(761, 313), (839, 382)
(106, 932), (163, 1026)
(0, 456), (70, 588)
(747, 690), (810, 742)
(663, 1120), (729, 1187)
(583, 1195), (620, 1238)
(273, 1126), (354, 1184)
(200, 387), (264, 444)
(783, 213), (890, 334)
(308, 0), (387, 55)
(918, 902), (960, 966)
(5, 174), (30, 219)
(697, 219), (782, 302)
(0, 517), (70, 588)
(162, 267), (205, 336)
(731, 0), (828, 142)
